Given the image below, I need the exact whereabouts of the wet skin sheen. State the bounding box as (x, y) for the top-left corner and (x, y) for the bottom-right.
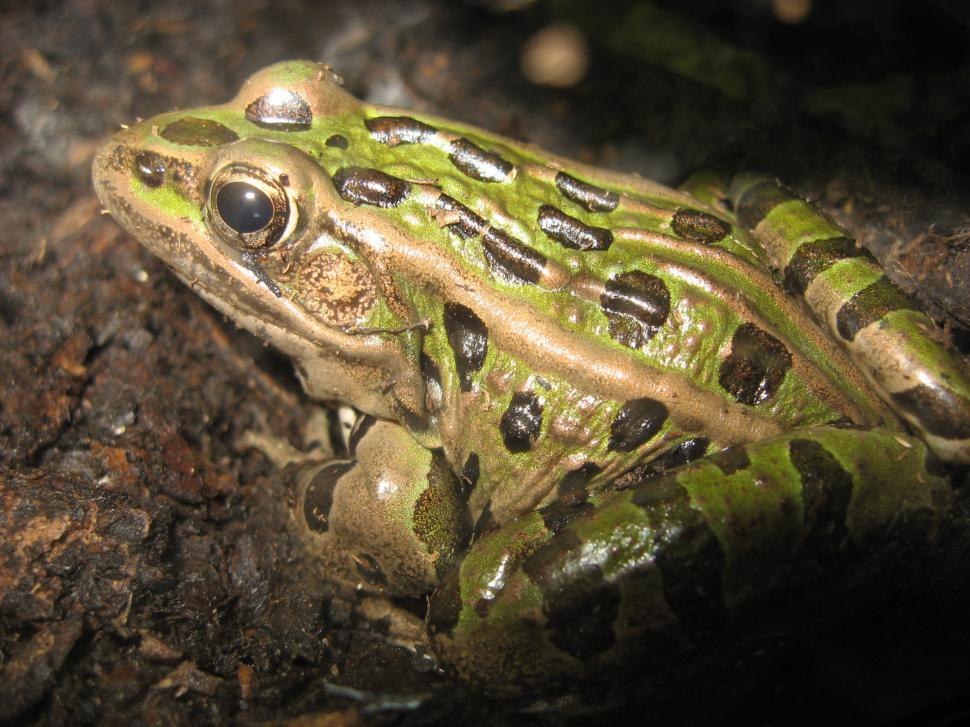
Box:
(92, 61), (970, 695)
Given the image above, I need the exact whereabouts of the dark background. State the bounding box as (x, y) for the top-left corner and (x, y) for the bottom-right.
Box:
(2, 1), (970, 724)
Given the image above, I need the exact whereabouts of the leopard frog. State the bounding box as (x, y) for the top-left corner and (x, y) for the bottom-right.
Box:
(92, 61), (970, 694)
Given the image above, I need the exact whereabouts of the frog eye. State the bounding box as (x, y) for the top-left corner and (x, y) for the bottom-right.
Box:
(207, 164), (294, 249)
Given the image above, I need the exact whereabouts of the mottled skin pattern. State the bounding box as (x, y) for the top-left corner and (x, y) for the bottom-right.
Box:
(92, 62), (970, 695)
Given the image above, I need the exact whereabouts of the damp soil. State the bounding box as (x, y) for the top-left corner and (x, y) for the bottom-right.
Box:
(2, 1), (970, 725)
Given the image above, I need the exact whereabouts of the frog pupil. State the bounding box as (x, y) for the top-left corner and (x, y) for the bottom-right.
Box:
(217, 181), (273, 234)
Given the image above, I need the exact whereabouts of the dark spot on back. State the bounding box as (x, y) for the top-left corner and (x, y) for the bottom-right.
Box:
(501, 392), (544, 453)
(835, 276), (914, 342)
(448, 138), (513, 182)
(631, 476), (728, 636)
(789, 438), (853, 560)
(245, 90), (313, 130)
(365, 116), (437, 145)
(436, 194), (487, 239)
(601, 271), (671, 348)
(608, 398), (669, 452)
(481, 227), (547, 284)
(891, 384), (970, 439)
(709, 445), (750, 475)
(555, 171), (619, 212)
(133, 151), (166, 188)
(719, 323), (793, 405)
(303, 461), (354, 533)
(538, 205), (613, 250)
(160, 117), (239, 146)
(735, 180), (797, 229)
(443, 302), (488, 392)
(325, 134), (349, 149)
(784, 236), (874, 295)
(332, 166), (410, 207)
(671, 209), (731, 244)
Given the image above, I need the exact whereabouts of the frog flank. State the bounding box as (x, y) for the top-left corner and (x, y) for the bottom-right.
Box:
(92, 61), (970, 695)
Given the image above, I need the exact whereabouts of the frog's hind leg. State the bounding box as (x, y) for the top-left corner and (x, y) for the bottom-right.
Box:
(427, 425), (951, 696)
(729, 175), (970, 463)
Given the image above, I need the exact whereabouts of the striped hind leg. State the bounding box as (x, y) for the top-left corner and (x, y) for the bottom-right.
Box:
(726, 176), (970, 463)
(427, 425), (951, 696)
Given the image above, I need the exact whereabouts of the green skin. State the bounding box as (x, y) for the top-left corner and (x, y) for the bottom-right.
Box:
(92, 61), (970, 695)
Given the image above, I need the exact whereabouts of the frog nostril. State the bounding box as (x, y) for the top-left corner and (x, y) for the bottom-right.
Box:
(216, 181), (274, 233)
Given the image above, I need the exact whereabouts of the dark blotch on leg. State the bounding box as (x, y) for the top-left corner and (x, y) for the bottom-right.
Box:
(891, 384), (970, 439)
(783, 236), (873, 295)
(325, 134), (349, 149)
(160, 117), (239, 146)
(539, 500), (595, 534)
(671, 209), (731, 244)
(789, 438), (852, 560)
(608, 398), (668, 452)
(601, 271), (671, 348)
(632, 476), (728, 636)
(500, 392), (544, 453)
(303, 461), (354, 533)
(719, 323), (793, 405)
(443, 302), (488, 392)
(735, 180), (797, 229)
(613, 438), (710, 489)
(835, 276), (914, 342)
(522, 530), (620, 661)
(709, 445), (751, 475)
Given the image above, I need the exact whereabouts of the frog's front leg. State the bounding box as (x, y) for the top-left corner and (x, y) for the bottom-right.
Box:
(427, 426), (951, 696)
(291, 417), (470, 599)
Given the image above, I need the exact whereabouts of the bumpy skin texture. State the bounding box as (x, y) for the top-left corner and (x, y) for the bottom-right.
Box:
(92, 61), (969, 695)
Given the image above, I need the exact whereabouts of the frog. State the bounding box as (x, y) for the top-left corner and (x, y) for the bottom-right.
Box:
(92, 61), (970, 696)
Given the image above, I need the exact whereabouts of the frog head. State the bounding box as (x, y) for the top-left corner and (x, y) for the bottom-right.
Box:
(92, 61), (428, 425)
